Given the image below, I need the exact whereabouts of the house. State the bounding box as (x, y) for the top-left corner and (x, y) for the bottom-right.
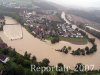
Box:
(0, 54), (10, 63)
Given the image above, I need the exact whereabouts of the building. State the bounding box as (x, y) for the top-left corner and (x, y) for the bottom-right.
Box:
(0, 54), (9, 63)
(0, 16), (5, 31)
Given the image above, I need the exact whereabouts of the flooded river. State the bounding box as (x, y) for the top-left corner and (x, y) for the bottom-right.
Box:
(0, 15), (100, 70)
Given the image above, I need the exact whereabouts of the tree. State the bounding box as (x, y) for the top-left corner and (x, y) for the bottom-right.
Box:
(79, 30), (88, 38)
(75, 48), (81, 55)
(81, 49), (85, 56)
(14, 55), (24, 65)
(42, 71), (50, 75)
(23, 60), (31, 68)
(24, 51), (31, 60)
(85, 46), (89, 52)
(92, 44), (97, 52)
(86, 51), (90, 55)
(89, 38), (95, 44)
(63, 48), (68, 54)
(3, 64), (25, 75)
(24, 51), (28, 58)
(42, 58), (50, 67)
(3, 60), (15, 75)
(9, 48), (17, 57)
(71, 48), (83, 55)
(0, 41), (8, 49)
(25, 69), (33, 75)
(27, 53), (31, 60)
(68, 46), (71, 50)
(2, 48), (9, 55)
(85, 46), (90, 55)
(57, 63), (64, 75)
(56, 46), (69, 54)
(51, 36), (60, 44)
(31, 56), (37, 62)
(15, 65), (25, 75)
(61, 46), (68, 54)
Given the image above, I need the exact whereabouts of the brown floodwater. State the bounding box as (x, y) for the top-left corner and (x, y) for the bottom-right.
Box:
(0, 16), (100, 70)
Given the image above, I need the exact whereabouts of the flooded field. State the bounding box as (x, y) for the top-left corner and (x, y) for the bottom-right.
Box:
(3, 25), (23, 40)
(0, 16), (100, 70)
(3, 16), (23, 40)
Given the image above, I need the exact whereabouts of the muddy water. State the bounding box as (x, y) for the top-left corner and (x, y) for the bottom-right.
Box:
(0, 16), (100, 70)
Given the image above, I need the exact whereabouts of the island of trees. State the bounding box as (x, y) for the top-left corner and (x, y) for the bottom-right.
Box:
(55, 30), (97, 56)
(71, 38), (97, 56)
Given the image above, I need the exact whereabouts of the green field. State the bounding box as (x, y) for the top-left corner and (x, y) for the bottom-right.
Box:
(47, 36), (88, 45)
(60, 37), (88, 45)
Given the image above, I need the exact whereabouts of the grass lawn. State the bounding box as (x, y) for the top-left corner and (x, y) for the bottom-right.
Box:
(60, 37), (88, 45)
(46, 36), (55, 40)
(46, 36), (88, 45)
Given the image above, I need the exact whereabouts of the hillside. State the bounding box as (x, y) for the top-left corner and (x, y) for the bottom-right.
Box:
(0, 0), (58, 10)
(66, 9), (100, 24)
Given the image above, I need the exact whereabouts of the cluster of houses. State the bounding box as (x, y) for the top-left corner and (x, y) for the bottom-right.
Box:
(57, 23), (83, 38)
(21, 10), (83, 39)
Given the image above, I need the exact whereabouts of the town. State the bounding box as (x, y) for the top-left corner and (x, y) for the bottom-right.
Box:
(0, 0), (100, 75)
(20, 10), (83, 40)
